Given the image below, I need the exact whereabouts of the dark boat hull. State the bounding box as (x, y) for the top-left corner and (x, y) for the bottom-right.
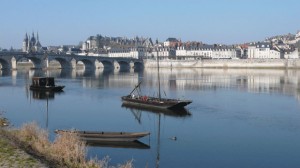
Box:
(121, 95), (192, 110)
(30, 85), (65, 92)
(86, 140), (150, 149)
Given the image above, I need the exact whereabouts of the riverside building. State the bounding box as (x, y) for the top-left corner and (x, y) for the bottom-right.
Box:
(247, 42), (281, 59)
(108, 47), (147, 59)
(176, 44), (238, 59)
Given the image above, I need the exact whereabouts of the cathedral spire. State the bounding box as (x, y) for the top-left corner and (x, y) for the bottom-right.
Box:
(24, 33), (28, 40)
(35, 31), (42, 49)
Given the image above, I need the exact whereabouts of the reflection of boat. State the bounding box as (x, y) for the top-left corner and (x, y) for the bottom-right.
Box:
(54, 130), (150, 142)
(30, 77), (65, 91)
(122, 103), (191, 118)
(86, 140), (150, 149)
(31, 90), (55, 100)
(126, 101), (184, 168)
(121, 43), (192, 111)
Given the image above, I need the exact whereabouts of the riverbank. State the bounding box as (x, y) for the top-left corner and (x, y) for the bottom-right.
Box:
(144, 59), (300, 69)
(0, 122), (133, 168)
(0, 129), (49, 168)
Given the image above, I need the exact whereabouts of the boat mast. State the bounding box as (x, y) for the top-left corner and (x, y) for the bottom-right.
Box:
(156, 39), (161, 100)
(129, 81), (142, 96)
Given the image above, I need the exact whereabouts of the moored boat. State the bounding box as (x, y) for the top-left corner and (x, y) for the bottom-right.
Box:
(121, 92), (192, 110)
(54, 130), (150, 142)
(30, 77), (65, 91)
(121, 42), (192, 111)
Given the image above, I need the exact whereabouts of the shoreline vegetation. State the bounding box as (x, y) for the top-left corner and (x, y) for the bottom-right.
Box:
(0, 120), (133, 168)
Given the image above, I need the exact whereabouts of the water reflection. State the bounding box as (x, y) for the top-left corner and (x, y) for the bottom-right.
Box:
(122, 104), (191, 120)
(28, 90), (64, 128)
(2, 67), (300, 167)
(3, 68), (300, 100)
(122, 103), (190, 168)
(142, 68), (300, 101)
(31, 91), (55, 100)
(86, 140), (150, 149)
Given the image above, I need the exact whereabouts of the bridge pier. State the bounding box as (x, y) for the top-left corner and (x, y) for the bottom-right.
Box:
(113, 60), (120, 69)
(95, 60), (104, 69)
(71, 59), (77, 69)
(11, 57), (17, 70)
(130, 61), (135, 69)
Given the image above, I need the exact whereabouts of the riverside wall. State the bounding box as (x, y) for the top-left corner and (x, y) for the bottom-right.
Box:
(144, 59), (300, 69)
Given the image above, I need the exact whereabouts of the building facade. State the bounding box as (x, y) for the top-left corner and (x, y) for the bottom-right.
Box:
(176, 45), (238, 59)
(248, 42), (281, 59)
(108, 47), (147, 59)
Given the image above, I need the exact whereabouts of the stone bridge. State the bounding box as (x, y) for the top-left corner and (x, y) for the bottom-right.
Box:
(0, 52), (144, 70)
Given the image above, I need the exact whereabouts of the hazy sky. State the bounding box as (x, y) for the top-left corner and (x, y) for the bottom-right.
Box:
(0, 0), (299, 49)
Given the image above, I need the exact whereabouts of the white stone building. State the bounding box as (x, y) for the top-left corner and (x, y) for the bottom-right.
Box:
(248, 42), (281, 59)
(163, 38), (179, 47)
(176, 45), (237, 59)
(284, 48), (299, 59)
(108, 47), (146, 59)
(151, 47), (176, 59)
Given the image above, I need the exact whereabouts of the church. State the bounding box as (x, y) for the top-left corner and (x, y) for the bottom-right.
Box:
(22, 32), (42, 53)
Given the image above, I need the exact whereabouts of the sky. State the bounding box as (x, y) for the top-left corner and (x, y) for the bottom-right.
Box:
(0, 0), (300, 49)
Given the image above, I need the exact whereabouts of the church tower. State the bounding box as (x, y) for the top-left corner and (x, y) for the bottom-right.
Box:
(22, 33), (28, 52)
(35, 32), (42, 52)
(23, 31), (43, 53)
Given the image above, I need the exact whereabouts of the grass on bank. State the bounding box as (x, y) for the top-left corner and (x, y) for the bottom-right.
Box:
(0, 137), (40, 167)
(2, 122), (133, 168)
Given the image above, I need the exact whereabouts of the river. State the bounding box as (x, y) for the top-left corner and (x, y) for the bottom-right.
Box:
(0, 68), (300, 168)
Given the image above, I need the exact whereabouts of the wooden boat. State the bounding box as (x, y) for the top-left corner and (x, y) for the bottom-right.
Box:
(121, 83), (192, 110)
(55, 130), (150, 142)
(121, 42), (192, 111)
(30, 77), (65, 91)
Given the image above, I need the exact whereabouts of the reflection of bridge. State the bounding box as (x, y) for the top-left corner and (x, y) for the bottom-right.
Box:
(0, 52), (144, 70)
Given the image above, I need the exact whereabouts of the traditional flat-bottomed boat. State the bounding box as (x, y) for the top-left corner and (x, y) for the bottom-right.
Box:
(55, 130), (150, 142)
(30, 77), (65, 91)
(122, 88), (192, 110)
(121, 42), (192, 111)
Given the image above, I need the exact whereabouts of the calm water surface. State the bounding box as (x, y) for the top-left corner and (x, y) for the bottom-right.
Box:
(1, 68), (300, 168)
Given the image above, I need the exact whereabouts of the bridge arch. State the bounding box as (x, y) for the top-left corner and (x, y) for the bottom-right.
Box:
(53, 57), (73, 69)
(78, 59), (96, 70)
(99, 60), (114, 70)
(0, 58), (11, 69)
(25, 56), (45, 69)
(117, 61), (130, 70)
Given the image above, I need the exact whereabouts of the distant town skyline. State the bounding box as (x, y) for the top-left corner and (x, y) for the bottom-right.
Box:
(0, 0), (300, 49)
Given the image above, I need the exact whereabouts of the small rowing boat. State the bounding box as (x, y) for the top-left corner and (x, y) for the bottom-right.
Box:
(54, 130), (150, 142)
